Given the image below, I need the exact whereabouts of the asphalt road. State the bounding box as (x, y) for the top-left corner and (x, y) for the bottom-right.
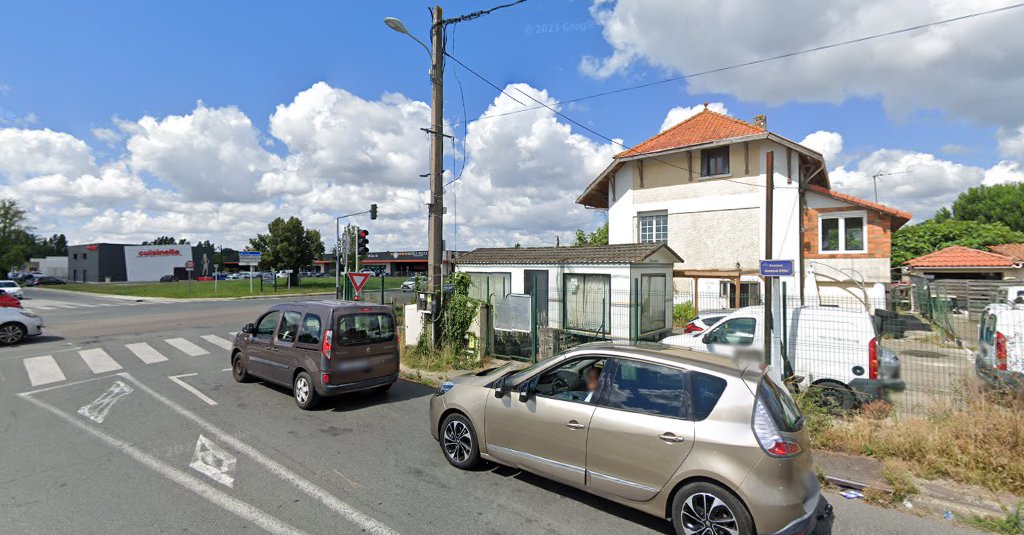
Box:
(0, 288), (983, 534)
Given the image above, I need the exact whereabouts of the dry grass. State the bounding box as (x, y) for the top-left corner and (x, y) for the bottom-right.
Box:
(805, 383), (1024, 495)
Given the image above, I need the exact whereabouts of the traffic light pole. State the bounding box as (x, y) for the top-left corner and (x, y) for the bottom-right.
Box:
(334, 204), (378, 300)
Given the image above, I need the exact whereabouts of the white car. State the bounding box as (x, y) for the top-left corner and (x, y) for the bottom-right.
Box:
(0, 280), (24, 300)
(663, 305), (904, 410)
(976, 302), (1024, 389)
(0, 308), (44, 345)
(400, 276), (424, 291)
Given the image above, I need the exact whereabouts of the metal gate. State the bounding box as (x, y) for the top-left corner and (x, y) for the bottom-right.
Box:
(491, 293), (535, 361)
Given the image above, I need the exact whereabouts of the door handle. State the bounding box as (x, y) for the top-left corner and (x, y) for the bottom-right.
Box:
(565, 420), (585, 430)
(658, 432), (686, 443)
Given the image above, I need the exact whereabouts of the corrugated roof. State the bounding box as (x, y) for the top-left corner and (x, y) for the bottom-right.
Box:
(988, 243), (1024, 262)
(904, 245), (1016, 268)
(454, 243), (683, 265)
(617, 108), (765, 158)
(806, 184), (913, 229)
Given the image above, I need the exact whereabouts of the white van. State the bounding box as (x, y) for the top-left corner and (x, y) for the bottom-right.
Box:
(976, 302), (1024, 388)
(662, 305), (904, 410)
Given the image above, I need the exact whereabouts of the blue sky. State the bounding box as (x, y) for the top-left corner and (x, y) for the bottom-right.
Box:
(1, 0), (1022, 249)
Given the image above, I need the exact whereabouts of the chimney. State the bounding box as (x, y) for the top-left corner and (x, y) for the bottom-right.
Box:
(753, 114), (767, 131)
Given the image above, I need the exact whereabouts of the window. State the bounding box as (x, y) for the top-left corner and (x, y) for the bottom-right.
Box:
(604, 360), (689, 418)
(526, 357), (606, 403)
(819, 212), (867, 253)
(691, 372), (728, 421)
(719, 281), (762, 307)
(640, 274), (667, 333)
(72, 253), (78, 260)
(758, 375), (803, 432)
(255, 312), (279, 339)
(466, 272), (511, 301)
(703, 317), (756, 346)
(700, 146), (730, 177)
(297, 313), (322, 345)
(638, 213), (668, 243)
(563, 273), (611, 334)
(277, 311), (302, 342)
(82, 253), (87, 260)
(337, 313), (395, 345)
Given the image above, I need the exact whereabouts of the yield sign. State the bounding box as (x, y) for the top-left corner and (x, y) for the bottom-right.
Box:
(347, 272), (370, 295)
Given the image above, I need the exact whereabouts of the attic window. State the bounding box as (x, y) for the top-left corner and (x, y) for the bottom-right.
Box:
(700, 146), (730, 177)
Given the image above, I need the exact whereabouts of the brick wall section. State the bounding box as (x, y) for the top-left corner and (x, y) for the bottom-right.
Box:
(803, 206), (892, 259)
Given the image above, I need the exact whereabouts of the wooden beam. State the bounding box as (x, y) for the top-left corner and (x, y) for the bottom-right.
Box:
(734, 275), (742, 309)
(744, 142), (750, 175)
(688, 151), (693, 181)
(693, 276), (700, 316)
(638, 160), (644, 188)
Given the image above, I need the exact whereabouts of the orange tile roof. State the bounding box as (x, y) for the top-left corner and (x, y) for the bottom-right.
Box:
(617, 107), (765, 158)
(904, 245), (1016, 268)
(988, 243), (1024, 262)
(806, 184), (912, 229)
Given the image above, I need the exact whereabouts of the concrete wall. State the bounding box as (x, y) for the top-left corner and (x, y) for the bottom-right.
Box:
(69, 244), (126, 282)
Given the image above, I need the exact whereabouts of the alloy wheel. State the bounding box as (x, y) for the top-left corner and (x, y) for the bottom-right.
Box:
(0, 324), (24, 344)
(681, 492), (739, 535)
(295, 377), (310, 404)
(442, 420), (472, 463)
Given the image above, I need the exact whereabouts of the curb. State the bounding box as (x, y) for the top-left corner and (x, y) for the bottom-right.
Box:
(27, 286), (337, 303)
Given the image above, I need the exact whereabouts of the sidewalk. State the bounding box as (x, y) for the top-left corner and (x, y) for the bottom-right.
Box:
(27, 286), (334, 303)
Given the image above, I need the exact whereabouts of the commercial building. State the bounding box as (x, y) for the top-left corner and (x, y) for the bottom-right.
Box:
(354, 250), (462, 276)
(68, 243), (215, 282)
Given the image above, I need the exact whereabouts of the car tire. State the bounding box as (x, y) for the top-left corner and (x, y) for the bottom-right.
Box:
(293, 371), (319, 410)
(0, 322), (27, 345)
(440, 413), (480, 469)
(671, 481), (754, 535)
(816, 381), (857, 412)
(231, 353), (251, 383)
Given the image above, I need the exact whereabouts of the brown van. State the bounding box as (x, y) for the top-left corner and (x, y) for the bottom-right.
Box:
(230, 301), (399, 409)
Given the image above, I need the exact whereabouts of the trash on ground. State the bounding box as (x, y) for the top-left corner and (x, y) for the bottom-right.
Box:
(840, 489), (864, 499)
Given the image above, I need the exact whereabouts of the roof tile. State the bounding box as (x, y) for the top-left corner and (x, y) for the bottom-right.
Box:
(806, 184), (912, 228)
(454, 243), (682, 265)
(988, 243), (1024, 262)
(617, 108), (764, 158)
(904, 245), (1016, 268)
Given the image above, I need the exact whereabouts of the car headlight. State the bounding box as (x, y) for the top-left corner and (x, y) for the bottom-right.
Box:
(19, 311), (40, 319)
(436, 381), (455, 396)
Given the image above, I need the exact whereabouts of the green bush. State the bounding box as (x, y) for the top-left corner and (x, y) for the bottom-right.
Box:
(673, 302), (697, 325)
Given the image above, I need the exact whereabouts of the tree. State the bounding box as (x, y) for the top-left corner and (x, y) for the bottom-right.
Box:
(248, 216), (325, 285)
(952, 183), (1024, 232)
(0, 199), (30, 271)
(143, 236), (178, 245)
(891, 219), (1024, 267)
(573, 222), (609, 246)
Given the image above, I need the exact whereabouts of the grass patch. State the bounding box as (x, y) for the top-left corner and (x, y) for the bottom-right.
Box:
(401, 343), (481, 372)
(964, 505), (1023, 535)
(54, 276), (406, 299)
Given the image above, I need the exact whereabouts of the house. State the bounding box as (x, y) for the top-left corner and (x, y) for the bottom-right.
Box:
(903, 245), (1024, 280)
(575, 105), (911, 311)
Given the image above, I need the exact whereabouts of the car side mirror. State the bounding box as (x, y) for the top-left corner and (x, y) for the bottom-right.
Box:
(241, 323), (256, 334)
(518, 382), (533, 402)
(494, 377), (507, 398)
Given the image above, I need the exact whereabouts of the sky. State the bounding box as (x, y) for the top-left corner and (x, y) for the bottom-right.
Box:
(2, 0), (1024, 251)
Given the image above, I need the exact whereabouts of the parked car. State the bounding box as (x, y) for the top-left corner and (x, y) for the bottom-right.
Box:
(401, 276), (424, 291)
(681, 309), (730, 334)
(430, 342), (833, 535)
(231, 301), (399, 409)
(0, 307), (44, 345)
(0, 292), (22, 308)
(0, 280), (24, 299)
(663, 305), (904, 410)
(159, 275), (176, 283)
(976, 302), (1024, 389)
(26, 276), (66, 286)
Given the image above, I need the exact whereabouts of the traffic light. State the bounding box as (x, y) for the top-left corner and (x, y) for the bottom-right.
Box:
(369, 203), (378, 220)
(357, 229), (370, 255)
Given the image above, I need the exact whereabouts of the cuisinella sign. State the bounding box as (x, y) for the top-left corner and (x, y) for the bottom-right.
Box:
(138, 249), (181, 257)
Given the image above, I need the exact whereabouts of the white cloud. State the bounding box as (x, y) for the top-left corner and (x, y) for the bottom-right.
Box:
(983, 160), (1024, 186)
(799, 131), (844, 163)
(997, 125), (1024, 159)
(0, 128), (95, 181)
(582, 0), (1024, 125)
(660, 102), (728, 131)
(91, 127), (124, 146)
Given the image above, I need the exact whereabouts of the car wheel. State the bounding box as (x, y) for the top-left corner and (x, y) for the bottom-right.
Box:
(231, 353), (251, 383)
(293, 371), (319, 410)
(440, 413), (480, 469)
(672, 481), (754, 535)
(0, 322), (26, 345)
(816, 381), (857, 412)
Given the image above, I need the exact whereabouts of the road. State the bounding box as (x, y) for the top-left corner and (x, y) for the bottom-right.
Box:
(0, 288), (982, 534)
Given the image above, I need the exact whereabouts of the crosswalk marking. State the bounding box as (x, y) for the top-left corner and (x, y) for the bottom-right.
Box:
(165, 338), (209, 357)
(201, 335), (233, 351)
(126, 343), (168, 364)
(79, 348), (122, 374)
(24, 356), (66, 386)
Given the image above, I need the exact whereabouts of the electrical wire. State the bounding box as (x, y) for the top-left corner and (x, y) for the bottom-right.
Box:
(442, 0), (529, 26)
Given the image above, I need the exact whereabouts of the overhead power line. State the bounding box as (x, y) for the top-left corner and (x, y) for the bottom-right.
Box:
(442, 0), (529, 26)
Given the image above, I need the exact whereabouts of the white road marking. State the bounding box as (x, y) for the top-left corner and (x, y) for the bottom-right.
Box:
(229, 332), (238, 337)
(79, 348), (122, 374)
(77, 380), (133, 423)
(169, 373), (218, 406)
(23, 356), (66, 386)
(29, 305), (55, 310)
(18, 374), (114, 396)
(165, 338), (209, 357)
(190, 435), (237, 487)
(126, 342), (169, 364)
(120, 373), (399, 535)
(221, 368), (232, 372)
(18, 392), (308, 535)
(201, 335), (233, 351)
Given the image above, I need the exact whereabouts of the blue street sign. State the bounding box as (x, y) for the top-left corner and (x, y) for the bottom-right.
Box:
(239, 251), (262, 266)
(759, 259), (794, 277)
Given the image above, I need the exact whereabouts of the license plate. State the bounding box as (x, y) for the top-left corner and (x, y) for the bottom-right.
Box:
(337, 359), (371, 372)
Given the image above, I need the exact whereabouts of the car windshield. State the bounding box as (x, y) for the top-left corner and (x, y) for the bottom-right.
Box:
(0, 281), (17, 288)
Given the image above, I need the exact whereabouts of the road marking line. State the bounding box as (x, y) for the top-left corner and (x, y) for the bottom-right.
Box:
(18, 374), (115, 395)
(165, 338), (209, 357)
(23, 356), (66, 386)
(119, 373), (399, 535)
(190, 435), (237, 487)
(79, 348), (122, 374)
(30, 305), (56, 310)
(77, 380), (133, 423)
(229, 331), (238, 337)
(75, 304), (98, 308)
(126, 342), (169, 364)
(169, 373), (217, 406)
(221, 368), (232, 372)
(18, 393), (308, 535)
(201, 335), (233, 351)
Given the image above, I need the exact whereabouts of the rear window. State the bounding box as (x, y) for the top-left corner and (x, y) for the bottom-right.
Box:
(759, 375), (803, 432)
(691, 372), (727, 421)
(336, 313), (395, 346)
(0, 282), (16, 288)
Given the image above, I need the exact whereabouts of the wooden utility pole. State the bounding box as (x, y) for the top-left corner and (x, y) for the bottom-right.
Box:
(763, 151), (774, 367)
(427, 5), (444, 296)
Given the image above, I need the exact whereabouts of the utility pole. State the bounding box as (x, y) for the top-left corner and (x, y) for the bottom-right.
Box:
(763, 151), (774, 368)
(427, 5), (445, 296)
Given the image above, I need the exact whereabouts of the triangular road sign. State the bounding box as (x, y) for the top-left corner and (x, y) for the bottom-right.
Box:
(347, 272), (371, 295)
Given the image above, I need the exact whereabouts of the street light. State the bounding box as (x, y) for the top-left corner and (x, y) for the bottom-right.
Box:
(384, 17), (431, 59)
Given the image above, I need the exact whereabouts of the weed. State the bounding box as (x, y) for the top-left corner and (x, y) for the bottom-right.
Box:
(673, 302), (696, 326)
(880, 460), (919, 504)
(963, 504), (1023, 535)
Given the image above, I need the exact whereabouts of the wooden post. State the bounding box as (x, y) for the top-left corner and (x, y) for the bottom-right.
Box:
(764, 151), (775, 367)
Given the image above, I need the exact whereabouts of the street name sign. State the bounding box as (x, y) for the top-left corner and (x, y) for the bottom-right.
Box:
(759, 259), (794, 277)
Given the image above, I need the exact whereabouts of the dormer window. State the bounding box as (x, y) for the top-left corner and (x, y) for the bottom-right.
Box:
(700, 146), (730, 177)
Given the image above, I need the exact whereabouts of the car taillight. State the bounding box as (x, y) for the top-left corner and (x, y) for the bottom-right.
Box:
(752, 397), (801, 458)
(997, 331), (1008, 371)
(868, 337), (879, 380)
(683, 322), (703, 334)
(322, 373), (330, 383)
(321, 329), (333, 360)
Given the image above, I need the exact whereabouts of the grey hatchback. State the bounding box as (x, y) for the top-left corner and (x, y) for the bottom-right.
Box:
(231, 301), (399, 409)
